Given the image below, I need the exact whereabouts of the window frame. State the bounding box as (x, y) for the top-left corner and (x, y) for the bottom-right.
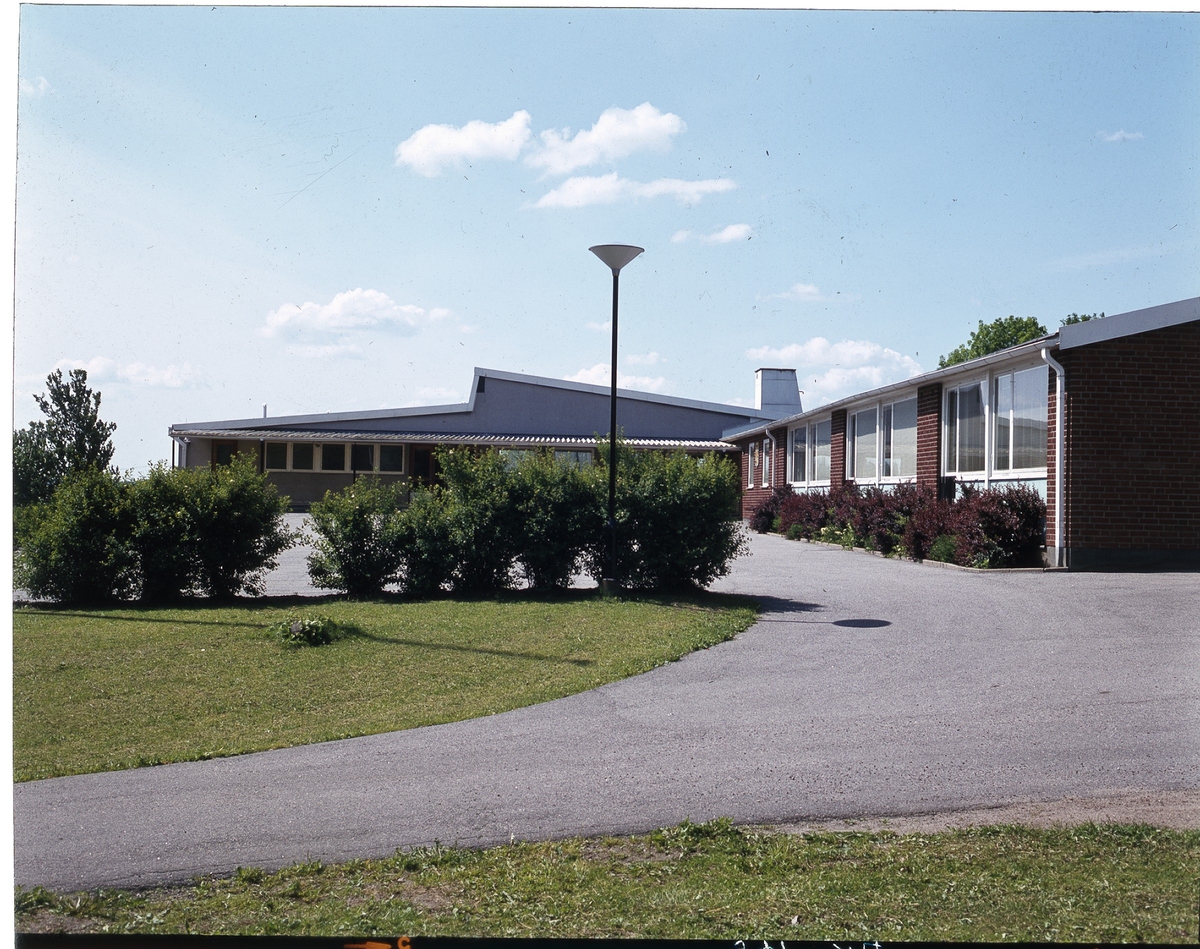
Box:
(992, 364), (1049, 475)
(786, 418), (833, 488)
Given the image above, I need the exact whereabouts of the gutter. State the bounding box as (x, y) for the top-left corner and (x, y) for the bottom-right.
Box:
(1041, 348), (1066, 568)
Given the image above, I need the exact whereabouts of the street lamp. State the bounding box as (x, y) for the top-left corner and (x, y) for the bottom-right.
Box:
(589, 243), (644, 594)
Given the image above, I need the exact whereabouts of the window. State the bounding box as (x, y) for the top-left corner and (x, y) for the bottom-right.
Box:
(555, 450), (592, 467)
(748, 442), (759, 484)
(321, 443), (346, 471)
(882, 397), (917, 478)
(789, 426), (807, 483)
(946, 383), (985, 473)
(351, 444), (374, 471)
(849, 407), (878, 480)
(214, 441), (238, 466)
(812, 420), (831, 482)
(762, 438), (772, 486)
(994, 365), (1048, 471)
(379, 445), (405, 472)
(499, 449), (532, 467)
(292, 443), (314, 470)
(264, 443), (288, 470)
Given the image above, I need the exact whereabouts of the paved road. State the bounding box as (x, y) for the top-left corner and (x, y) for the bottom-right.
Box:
(14, 533), (1200, 892)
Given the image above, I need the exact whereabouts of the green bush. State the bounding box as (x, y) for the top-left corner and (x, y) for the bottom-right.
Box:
(307, 477), (407, 596)
(15, 468), (136, 604)
(585, 442), (747, 591)
(128, 462), (204, 602)
(510, 450), (602, 590)
(928, 534), (959, 563)
(269, 613), (347, 647)
(437, 448), (523, 594)
(395, 486), (457, 598)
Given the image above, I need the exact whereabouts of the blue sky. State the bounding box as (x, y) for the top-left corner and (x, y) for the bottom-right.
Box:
(12, 5), (1199, 473)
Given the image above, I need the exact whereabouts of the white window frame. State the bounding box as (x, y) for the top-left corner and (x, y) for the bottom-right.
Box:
(761, 438), (772, 487)
(787, 418), (833, 488)
(944, 379), (988, 478)
(880, 395), (919, 482)
(847, 404), (881, 484)
(943, 365), (1049, 486)
(991, 365), (1050, 478)
(787, 425), (807, 485)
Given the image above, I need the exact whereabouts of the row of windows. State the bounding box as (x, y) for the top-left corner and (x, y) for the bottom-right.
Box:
(215, 441), (597, 474)
(773, 363), (1049, 487)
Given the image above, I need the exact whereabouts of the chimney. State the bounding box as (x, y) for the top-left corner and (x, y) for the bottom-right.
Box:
(755, 368), (802, 418)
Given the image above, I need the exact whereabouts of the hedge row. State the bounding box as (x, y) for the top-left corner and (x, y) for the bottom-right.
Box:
(306, 443), (748, 596)
(15, 457), (294, 604)
(751, 482), (1046, 568)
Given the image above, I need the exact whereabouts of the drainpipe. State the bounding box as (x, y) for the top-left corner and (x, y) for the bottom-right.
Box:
(170, 435), (190, 469)
(765, 430), (777, 488)
(1041, 348), (1066, 568)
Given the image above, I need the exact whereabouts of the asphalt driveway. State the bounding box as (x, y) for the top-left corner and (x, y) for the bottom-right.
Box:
(14, 532), (1200, 891)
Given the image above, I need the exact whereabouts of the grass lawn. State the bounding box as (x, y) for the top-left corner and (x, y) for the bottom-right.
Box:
(13, 592), (758, 782)
(16, 819), (1199, 941)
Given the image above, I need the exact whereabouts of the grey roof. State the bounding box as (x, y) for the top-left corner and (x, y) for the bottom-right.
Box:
(1058, 295), (1199, 350)
(173, 428), (733, 453)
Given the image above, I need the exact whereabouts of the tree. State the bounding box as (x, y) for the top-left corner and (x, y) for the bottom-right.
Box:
(1061, 311), (1105, 325)
(14, 369), (117, 506)
(938, 316), (1049, 368)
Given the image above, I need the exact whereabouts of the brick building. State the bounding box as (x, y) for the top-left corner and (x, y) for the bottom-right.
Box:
(725, 296), (1200, 569)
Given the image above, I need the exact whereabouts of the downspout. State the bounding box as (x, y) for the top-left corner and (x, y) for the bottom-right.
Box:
(1041, 348), (1066, 568)
(170, 435), (190, 469)
(765, 430), (777, 488)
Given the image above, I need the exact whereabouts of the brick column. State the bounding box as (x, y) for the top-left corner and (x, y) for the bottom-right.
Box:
(830, 409), (847, 487)
(916, 383), (942, 489)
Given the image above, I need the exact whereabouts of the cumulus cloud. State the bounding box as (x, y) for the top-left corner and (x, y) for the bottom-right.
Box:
(526, 103), (685, 176)
(20, 76), (51, 97)
(535, 173), (735, 209)
(54, 356), (196, 388)
(567, 364), (669, 392)
(261, 288), (451, 338)
(395, 110), (532, 176)
(1099, 129), (1144, 142)
(746, 337), (923, 406)
(674, 224), (754, 244)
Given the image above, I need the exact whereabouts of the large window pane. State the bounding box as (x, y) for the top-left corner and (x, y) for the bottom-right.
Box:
(852, 408), (877, 479)
(264, 442), (288, 470)
(813, 420), (831, 482)
(1013, 364), (1048, 468)
(884, 398), (917, 477)
(994, 374), (1013, 471)
(292, 443), (314, 470)
(351, 444), (374, 471)
(958, 383), (985, 472)
(790, 426), (806, 482)
(321, 443), (346, 471)
(379, 444), (405, 472)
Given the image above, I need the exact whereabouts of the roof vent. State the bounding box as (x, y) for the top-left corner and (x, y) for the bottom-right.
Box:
(755, 368), (802, 418)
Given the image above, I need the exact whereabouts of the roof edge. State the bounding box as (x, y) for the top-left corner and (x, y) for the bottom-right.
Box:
(1059, 295), (1200, 351)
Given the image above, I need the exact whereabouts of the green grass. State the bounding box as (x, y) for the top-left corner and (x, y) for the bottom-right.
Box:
(15, 820), (1199, 940)
(13, 592), (758, 782)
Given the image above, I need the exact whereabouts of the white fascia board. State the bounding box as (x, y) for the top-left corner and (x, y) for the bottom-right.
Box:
(1059, 296), (1200, 350)
(477, 367), (776, 418)
(721, 335), (1060, 442)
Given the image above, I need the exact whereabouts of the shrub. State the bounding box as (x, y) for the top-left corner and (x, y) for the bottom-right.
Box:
(585, 443), (747, 591)
(749, 485), (793, 533)
(436, 448), (523, 594)
(953, 484), (1047, 568)
(928, 534), (959, 563)
(510, 450), (602, 590)
(127, 463), (205, 603)
(394, 486), (457, 599)
(269, 614), (346, 647)
(307, 477), (407, 596)
(778, 489), (830, 539)
(900, 494), (956, 562)
(15, 468), (136, 604)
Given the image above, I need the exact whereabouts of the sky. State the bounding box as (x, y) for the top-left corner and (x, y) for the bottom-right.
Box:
(11, 4), (1200, 473)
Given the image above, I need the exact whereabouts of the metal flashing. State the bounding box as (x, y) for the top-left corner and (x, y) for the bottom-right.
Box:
(1058, 295), (1200, 351)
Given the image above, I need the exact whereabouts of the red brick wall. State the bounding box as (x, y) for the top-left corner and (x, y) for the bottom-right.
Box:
(830, 410), (847, 488)
(916, 383), (942, 488)
(1058, 320), (1200, 562)
(737, 425), (789, 519)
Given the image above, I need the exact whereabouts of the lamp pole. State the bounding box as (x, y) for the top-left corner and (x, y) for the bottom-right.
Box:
(589, 244), (644, 594)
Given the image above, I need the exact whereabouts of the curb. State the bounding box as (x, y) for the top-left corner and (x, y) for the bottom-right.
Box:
(760, 534), (1064, 573)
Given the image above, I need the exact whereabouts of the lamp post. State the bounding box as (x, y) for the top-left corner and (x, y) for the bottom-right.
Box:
(589, 243), (644, 594)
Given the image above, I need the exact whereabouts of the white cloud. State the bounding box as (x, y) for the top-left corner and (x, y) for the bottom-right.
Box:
(566, 364), (668, 392)
(1099, 129), (1144, 142)
(672, 224), (754, 244)
(395, 110), (532, 176)
(625, 352), (663, 366)
(535, 173), (735, 209)
(20, 76), (51, 97)
(745, 337), (923, 406)
(53, 356), (196, 388)
(764, 282), (833, 302)
(526, 103), (685, 176)
(261, 288), (451, 337)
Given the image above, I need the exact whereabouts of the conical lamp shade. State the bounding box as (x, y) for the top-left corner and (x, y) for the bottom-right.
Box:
(589, 244), (645, 272)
